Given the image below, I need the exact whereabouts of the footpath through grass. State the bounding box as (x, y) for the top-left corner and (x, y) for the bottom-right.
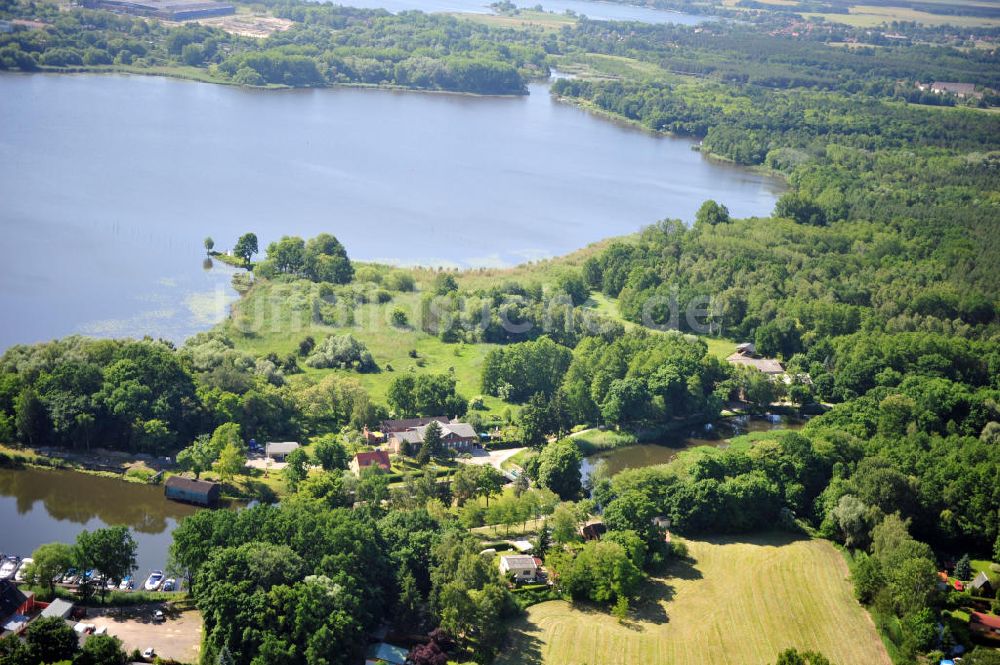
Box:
(499, 533), (890, 665)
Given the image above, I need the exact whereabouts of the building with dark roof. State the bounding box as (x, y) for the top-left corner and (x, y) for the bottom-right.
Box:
(80, 0), (234, 20)
(0, 581), (30, 625)
(970, 571), (995, 597)
(164, 476), (221, 507)
(387, 421), (478, 454)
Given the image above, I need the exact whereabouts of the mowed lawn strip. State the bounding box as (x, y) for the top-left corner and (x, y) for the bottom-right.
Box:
(499, 533), (890, 665)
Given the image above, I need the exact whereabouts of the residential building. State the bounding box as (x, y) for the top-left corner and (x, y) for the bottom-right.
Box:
(726, 344), (785, 376)
(387, 421), (478, 454)
(931, 81), (980, 98)
(0, 580), (32, 627)
(350, 450), (392, 476)
(164, 476), (221, 507)
(365, 416), (450, 444)
(499, 555), (541, 582)
(970, 611), (1000, 641)
(79, 0), (234, 20)
(970, 571), (995, 597)
(265, 441), (300, 462)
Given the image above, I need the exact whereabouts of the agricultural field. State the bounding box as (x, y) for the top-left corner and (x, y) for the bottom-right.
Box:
(802, 3), (1000, 26)
(498, 534), (891, 665)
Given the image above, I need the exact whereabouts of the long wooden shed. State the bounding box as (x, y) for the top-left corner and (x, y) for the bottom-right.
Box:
(164, 476), (221, 507)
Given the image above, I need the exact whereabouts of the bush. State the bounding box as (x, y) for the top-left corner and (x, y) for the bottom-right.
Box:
(384, 272), (416, 292)
(305, 334), (376, 372)
(391, 307), (409, 327)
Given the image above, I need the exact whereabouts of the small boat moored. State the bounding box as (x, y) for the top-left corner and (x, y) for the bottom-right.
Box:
(0, 557), (21, 580)
(14, 558), (33, 583)
(143, 570), (164, 591)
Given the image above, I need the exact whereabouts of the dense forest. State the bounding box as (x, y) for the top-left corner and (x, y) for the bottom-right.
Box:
(0, 0), (543, 93)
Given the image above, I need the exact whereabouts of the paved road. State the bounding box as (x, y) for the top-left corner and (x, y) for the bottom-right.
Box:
(459, 447), (527, 471)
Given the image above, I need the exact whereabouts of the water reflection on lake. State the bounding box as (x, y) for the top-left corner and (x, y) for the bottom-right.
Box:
(0, 468), (197, 573)
(581, 415), (804, 481)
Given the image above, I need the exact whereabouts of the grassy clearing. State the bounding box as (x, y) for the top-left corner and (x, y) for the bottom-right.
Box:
(450, 9), (577, 30)
(803, 5), (1000, 26)
(224, 280), (510, 414)
(553, 53), (674, 82)
(499, 533), (890, 665)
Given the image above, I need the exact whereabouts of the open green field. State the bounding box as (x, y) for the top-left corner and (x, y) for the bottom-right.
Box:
(803, 5), (1000, 26)
(450, 9), (577, 30)
(222, 281), (510, 412)
(498, 534), (891, 665)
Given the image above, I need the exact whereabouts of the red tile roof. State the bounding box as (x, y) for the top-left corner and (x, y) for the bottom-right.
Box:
(354, 450), (391, 470)
(972, 611), (1000, 630)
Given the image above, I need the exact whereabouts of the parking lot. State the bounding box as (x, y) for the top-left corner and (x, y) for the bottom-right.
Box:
(87, 602), (202, 663)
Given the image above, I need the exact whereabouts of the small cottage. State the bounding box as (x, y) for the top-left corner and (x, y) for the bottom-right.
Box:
(499, 555), (540, 582)
(970, 571), (995, 597)
(164, 476), (221, 507)
(970, 611), (1000, 641)
(350, 450), (392, 476)
(265, 441), (300, 462)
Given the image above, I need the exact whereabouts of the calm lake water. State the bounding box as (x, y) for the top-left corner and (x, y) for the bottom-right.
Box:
(0, 73), (781, 350)
(581, 415), (805, 481)
(328, 0), (713, 24)
(0, 467), (197, 574)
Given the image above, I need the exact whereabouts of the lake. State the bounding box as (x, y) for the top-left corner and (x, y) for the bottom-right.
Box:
(0, 467), (197, 575)
(0, 73), (781, 350)
(580, 415), (805, 481)
(325, 0), (714, 24)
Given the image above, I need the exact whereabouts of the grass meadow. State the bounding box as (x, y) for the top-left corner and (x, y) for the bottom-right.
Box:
(498, 533), (891, 665)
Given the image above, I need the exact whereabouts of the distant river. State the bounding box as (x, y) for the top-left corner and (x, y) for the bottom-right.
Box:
(0, 73), (782, 350)
(323, 0), (713, 24)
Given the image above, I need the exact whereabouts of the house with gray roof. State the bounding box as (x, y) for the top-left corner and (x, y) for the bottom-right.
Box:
(387, 420), (478, 454)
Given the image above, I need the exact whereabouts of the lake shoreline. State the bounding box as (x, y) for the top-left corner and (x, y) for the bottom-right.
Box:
(551, 92), (788, 182)
(8, 66), (532, 98)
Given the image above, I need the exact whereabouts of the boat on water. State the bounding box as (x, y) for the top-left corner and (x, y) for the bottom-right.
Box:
(0, 557), (20, 580)
(144, 570), (164, 591)
(162, 578), (176, 592)
(13, 558), (33, 583)
(119, 576), (134, 591)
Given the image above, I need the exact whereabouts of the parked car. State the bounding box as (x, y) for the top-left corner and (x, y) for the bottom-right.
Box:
(152, 610), (165, 623)
(142, 647), (155, 659)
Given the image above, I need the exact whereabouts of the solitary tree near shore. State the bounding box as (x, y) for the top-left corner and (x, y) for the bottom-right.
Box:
(234, 232), (258, 268)
(204, 236), (214, 254)
(24, 542), (74, 594)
